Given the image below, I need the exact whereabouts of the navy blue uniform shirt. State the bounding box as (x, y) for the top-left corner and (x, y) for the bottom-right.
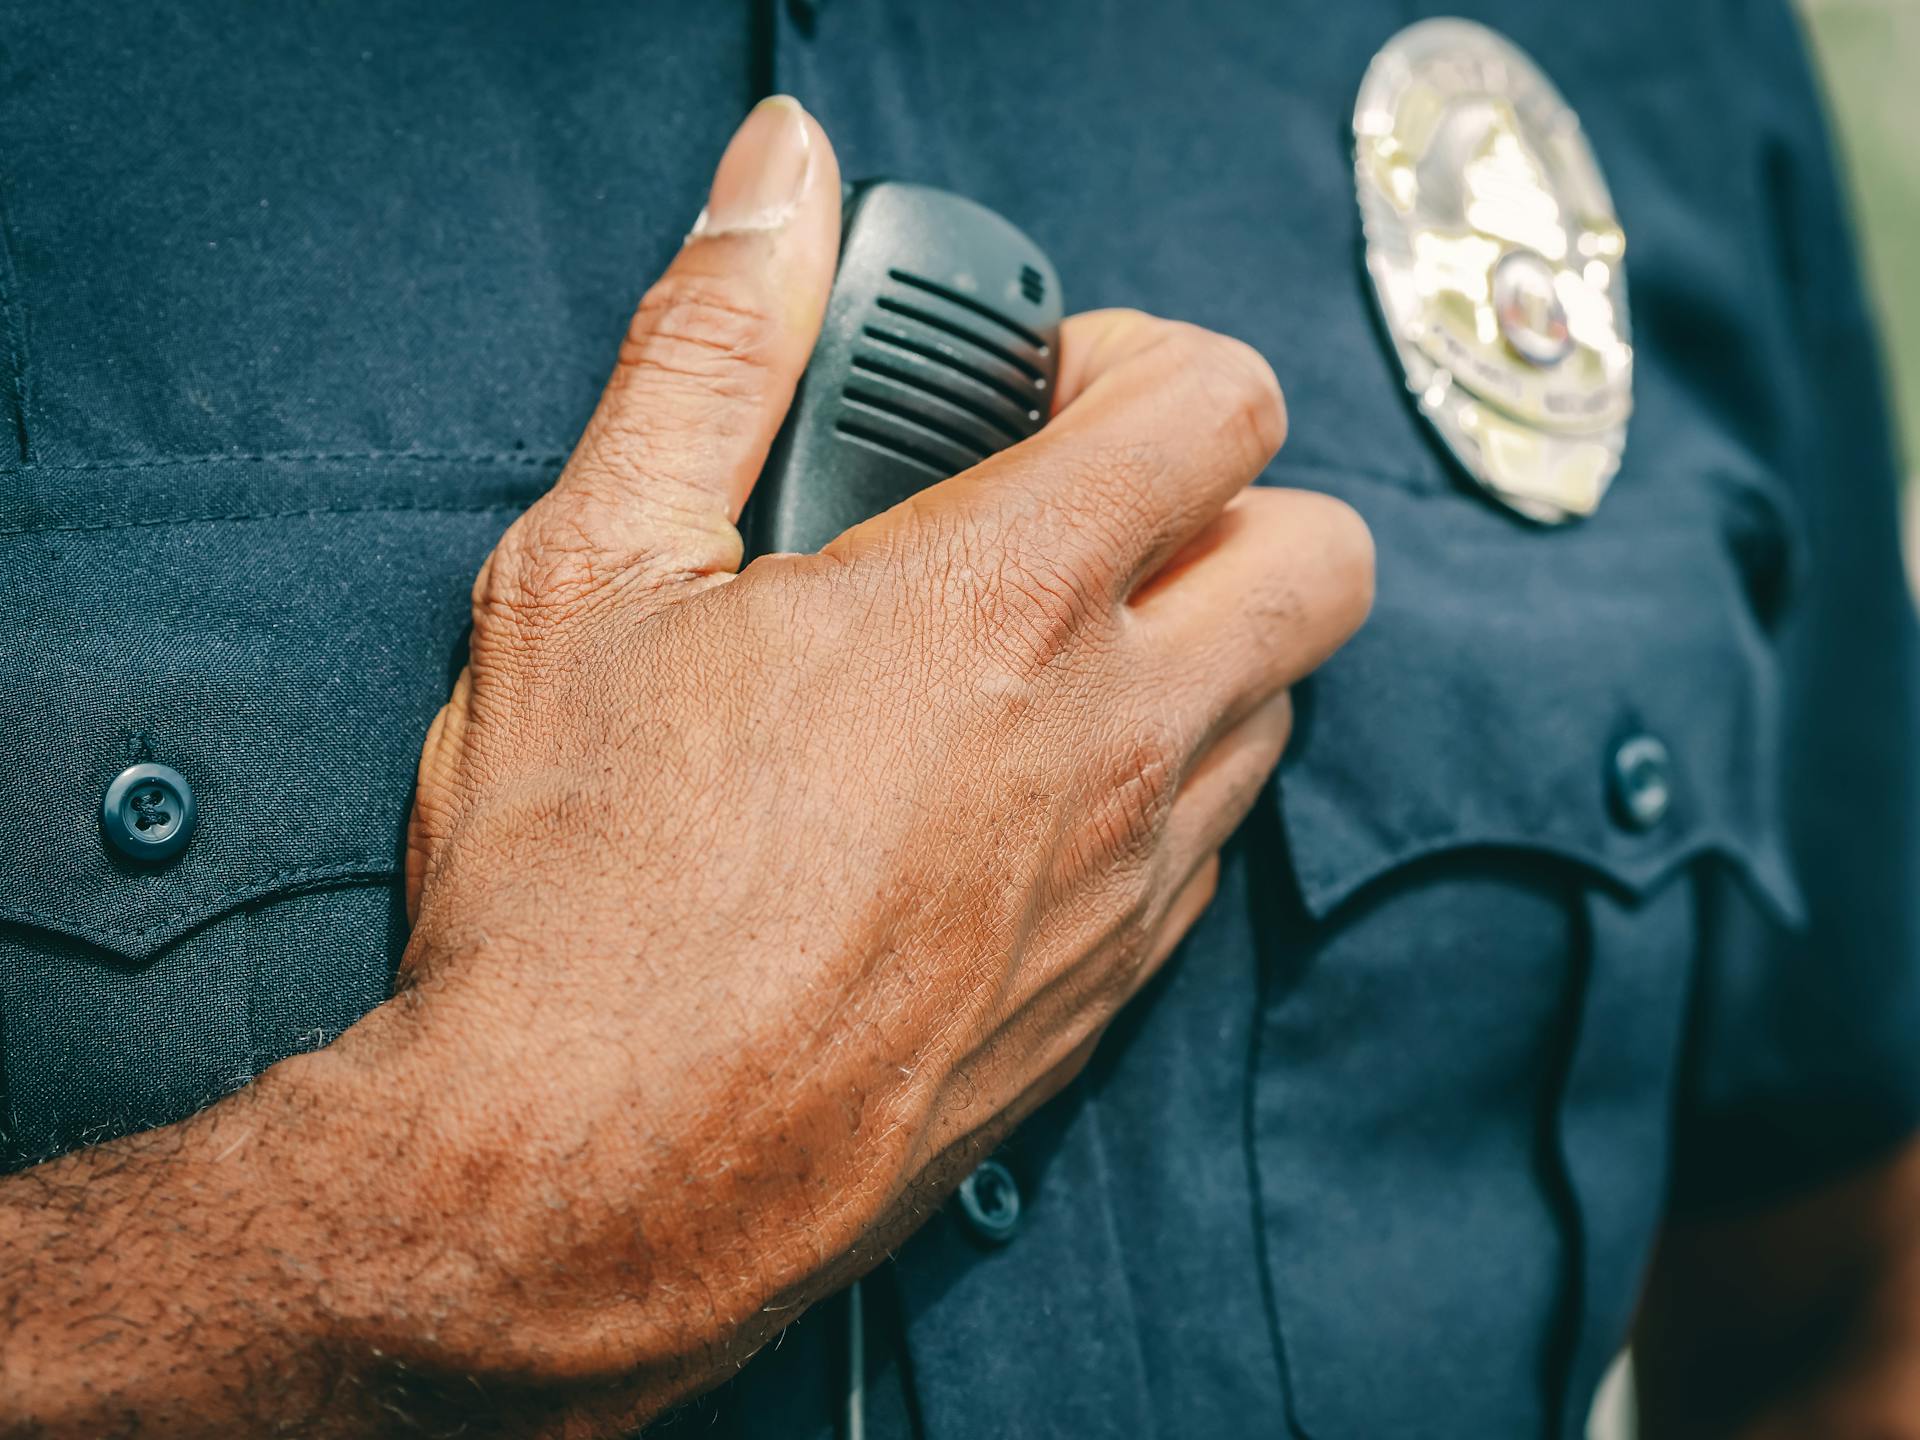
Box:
(2, 3), (1916, 1436)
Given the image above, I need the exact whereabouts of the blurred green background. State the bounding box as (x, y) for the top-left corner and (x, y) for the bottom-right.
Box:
(1801, 0), (1920, 569)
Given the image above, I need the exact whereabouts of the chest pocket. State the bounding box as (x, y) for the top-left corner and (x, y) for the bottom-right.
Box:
(0, 460), (545, 1168)
(0, 0), (733, 1167)
(1252, 360), (1806, 1436)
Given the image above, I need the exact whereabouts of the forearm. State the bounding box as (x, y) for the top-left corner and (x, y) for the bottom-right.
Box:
(0, 1042), (425, 1437)
(0, 978), (910, 1439)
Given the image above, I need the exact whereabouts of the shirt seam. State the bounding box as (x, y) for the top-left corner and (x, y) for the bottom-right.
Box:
(9, 448), (569, 472)
(0, 498), (536, 539)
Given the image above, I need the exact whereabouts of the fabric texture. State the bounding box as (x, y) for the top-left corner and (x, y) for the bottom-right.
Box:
(0, 2), (1914, 1437)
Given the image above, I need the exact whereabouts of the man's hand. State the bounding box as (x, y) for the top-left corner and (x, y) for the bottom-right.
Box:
(0, 97), (1372, 1437)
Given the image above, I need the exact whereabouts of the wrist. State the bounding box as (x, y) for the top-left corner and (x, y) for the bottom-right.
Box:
(288, 949), (920, 1417)
(258, 1005), (495, 1376)
(271, 988), (682, 1396)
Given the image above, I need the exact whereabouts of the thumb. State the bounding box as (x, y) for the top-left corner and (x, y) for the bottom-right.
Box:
(519, 96), (842, 605)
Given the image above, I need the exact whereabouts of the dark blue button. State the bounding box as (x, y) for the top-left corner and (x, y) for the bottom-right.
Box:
(1609, 735), (1672, 831)
(102, 762), (197, 862)
(957, 1159), (1022, 1244)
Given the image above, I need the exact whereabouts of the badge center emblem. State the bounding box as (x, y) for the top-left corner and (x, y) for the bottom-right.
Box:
(1492, 250), (1572, 369)
(1355, 19), (1633, 523)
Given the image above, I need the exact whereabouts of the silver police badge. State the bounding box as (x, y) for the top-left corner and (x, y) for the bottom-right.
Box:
(1354, 19), (1632, 522)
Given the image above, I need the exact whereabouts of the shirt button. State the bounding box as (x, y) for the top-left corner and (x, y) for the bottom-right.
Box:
(956, 1159), (1022, 1245)
(101, 762), (197, 862)
(1608, 734), (1672, 831)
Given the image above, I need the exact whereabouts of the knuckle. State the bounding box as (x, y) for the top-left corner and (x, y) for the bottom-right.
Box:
(1099, 886), (1165, 1003)
(474, 504), (666, 629)
(980, 542), (1103, 677)
(901, 499), (1104, 680)
(1081, 437), (1172, 536)
(1031, 438), (1180, 580)
(1084, 719), (1181, 865)
(1078, 306), (1158, 368)
(1308, 494), (1378, 631)
(1243, 491), (1377, 650)
(1083, 939), (1145, 1019)
(1183, 327), (1287, 466)
(1091, 305), (1155, 333)
(621, 271), (780, 400)
(1137, 323), (1285, 463)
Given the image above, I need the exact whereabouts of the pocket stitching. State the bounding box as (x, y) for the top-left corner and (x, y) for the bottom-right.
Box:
(0, 857), (396, 950)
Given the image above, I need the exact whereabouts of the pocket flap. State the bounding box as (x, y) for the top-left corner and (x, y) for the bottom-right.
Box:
(0, 458), (533, 963)
(1274, 464), (1803, 925)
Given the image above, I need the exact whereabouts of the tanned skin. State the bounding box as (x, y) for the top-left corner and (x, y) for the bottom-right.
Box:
(0, 99), (1374, 1436)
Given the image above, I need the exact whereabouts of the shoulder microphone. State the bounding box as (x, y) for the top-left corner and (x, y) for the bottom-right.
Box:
(744, 180), (1063, 558)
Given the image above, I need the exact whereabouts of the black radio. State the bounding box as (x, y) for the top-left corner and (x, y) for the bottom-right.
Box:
(744, 180), (1063, 557)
